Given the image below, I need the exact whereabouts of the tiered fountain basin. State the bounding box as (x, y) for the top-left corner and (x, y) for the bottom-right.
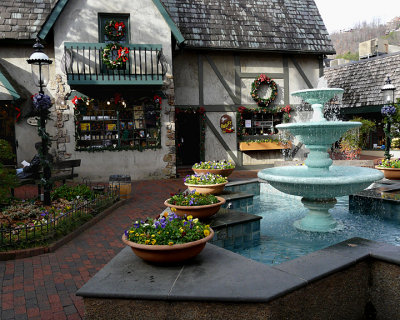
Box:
(258, 88), (384, 232)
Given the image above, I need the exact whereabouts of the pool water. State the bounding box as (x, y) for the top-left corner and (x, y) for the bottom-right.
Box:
(232, 191), (400, 265)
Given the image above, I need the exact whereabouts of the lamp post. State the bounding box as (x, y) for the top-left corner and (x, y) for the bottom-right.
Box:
(381, 76), (396, 161)
(27, 38), (53, 205)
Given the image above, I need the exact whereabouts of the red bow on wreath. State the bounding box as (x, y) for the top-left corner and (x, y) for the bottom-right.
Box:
(153, 95), (162, 104)
(71, 96), (82, 105)
(117, 47), (129, 62)
(115, 22), (125, 30)
(238, 106), (247, 113)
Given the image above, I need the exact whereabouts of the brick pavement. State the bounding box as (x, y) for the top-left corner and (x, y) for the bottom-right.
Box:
(0, 170), (258, 319)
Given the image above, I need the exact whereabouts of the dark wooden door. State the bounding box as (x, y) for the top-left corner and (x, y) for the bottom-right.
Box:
(176, 112), (200, 166)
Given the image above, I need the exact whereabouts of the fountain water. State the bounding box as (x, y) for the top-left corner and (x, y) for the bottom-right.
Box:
(258, 88), (384, 232)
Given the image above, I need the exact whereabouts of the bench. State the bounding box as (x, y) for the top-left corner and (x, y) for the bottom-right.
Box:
(11, 159), (81, 197)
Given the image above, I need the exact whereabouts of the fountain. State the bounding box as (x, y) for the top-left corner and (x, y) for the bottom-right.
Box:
(258, 88), (384, 232)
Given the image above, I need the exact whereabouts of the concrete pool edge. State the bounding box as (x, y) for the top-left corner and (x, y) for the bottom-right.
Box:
(76, 238), (400, 319)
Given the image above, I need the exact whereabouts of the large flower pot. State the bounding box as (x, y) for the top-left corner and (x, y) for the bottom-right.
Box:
(122, 229), (214, 264)
(375, 166), (400, 180)
(164, 196), (226, 219)
(184, 182), (228, 195)
(192, 168), (234, 177)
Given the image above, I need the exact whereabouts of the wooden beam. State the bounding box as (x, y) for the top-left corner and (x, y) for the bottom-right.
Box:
(205, 114), (240, 164)
(204, 55), (240, 104)
(289, 56), (313, 89)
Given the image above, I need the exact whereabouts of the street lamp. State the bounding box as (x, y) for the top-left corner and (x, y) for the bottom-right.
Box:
(27, 38), (52, 94)
(27, 38), (53, 205)
(381, 76), (396, 161)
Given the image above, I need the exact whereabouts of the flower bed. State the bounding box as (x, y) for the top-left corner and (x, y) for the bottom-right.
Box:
(0, 185), (119, 251)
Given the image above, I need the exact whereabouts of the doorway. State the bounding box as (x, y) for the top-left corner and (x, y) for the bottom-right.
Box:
(176, 111), (201, 166)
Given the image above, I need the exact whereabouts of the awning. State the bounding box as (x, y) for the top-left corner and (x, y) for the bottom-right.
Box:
(0, 70), (20, 101)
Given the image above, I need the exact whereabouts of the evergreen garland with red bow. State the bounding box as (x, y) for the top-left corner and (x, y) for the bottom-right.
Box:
(104, 19), (126, 41)
(102, 43), (129, 69)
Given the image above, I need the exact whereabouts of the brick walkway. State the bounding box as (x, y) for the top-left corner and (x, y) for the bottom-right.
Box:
(0, 171), (258, 319)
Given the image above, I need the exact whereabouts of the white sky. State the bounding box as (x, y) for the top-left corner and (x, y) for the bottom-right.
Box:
(313, 0), (400, 33)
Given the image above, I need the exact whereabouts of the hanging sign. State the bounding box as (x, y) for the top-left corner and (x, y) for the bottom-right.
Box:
(220, 114), (234, 133)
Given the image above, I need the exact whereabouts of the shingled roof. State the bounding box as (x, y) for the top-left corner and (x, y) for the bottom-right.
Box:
(160, 0), (335, 54)
(324, 52), (400, 108)
(0, 0), (56, 40)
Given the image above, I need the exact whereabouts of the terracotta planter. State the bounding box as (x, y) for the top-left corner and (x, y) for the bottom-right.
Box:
(192, 168), (235, 177)
(375, 166), (400, 180)
(122, 229), (214, 264)
(184, 182), (228, 195)
(164, 196), (226, 219)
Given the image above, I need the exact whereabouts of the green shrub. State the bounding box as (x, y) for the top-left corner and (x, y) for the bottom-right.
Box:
(51, 184), (94, 201)
(0, 139), (18, 205)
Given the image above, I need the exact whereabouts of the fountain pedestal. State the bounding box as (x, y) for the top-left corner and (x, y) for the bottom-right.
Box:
(294, 198), (342, 232)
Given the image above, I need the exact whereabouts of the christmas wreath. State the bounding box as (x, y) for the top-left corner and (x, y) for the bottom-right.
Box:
(104, 19), (126, 41)
(102, 43), (129, 69)
(251, 74), (278, 107)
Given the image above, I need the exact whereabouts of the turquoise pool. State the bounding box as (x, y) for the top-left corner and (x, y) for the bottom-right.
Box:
(232, 188), (400, 265)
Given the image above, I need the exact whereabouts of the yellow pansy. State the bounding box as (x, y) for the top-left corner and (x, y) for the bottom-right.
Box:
(193, 218), (199, 224)
(163, 211), (169, 217)
(187, 215), (193, 220)
(179, 227), (184, 233)
(145, 239), (150, 244)
(204, 229), (210, 236)
(151, 239), (156, 245)
(168, 241), (174, 246)
(171, 207), (177, 212)
(151, 234), (155, 237)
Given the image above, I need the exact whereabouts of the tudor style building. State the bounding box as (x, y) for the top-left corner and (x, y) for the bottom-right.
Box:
(0, 0), (334, 180)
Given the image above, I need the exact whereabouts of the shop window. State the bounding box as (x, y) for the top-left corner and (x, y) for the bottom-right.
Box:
(74, 97), (161, 152)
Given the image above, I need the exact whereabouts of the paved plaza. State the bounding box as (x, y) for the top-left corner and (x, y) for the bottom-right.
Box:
(0, 171), (258, 320)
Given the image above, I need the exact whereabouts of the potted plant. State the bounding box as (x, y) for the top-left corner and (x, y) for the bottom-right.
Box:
(339, 117), (375, 160)
(164, 190), (225, 219)
(184, 173), (228, 195)
(122, 211), (214, 263)
(192, 160), (235, 177)
(375, 158), (400, 180)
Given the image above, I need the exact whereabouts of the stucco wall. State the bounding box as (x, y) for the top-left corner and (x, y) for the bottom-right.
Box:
(0, 44), (58, 164)
(48, 0), (175, 180)
(173, 51), (321, 165)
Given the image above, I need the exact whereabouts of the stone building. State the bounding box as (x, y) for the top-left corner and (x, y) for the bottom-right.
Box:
(0, 0), (334, 180)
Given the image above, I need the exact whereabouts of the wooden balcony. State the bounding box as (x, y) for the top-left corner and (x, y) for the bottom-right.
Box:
(63, 42), (165, 85)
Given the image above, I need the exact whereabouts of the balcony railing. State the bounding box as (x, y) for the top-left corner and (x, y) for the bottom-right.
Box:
(63, 42), (165, 85)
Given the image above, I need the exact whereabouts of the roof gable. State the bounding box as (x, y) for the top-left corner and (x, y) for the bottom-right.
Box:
(160, 0), (335, 54)
(324, 53), (400, 108)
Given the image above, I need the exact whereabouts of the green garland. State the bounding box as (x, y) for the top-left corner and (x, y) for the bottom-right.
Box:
(251, 74), (278, 107)
(104, 19), (126, 41)
(102, 43), (129, 70)
(236, 105), (292, 141)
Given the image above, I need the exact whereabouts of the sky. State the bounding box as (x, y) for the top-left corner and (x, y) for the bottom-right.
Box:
(313, 0), (400, 33)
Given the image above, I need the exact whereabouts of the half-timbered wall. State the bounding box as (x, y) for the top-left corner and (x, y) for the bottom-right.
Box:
(173, 50), (322, 165)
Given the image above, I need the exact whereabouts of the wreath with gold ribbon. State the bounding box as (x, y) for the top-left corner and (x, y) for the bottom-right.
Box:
(102, 43), (129, 69)
(104, 19), (126, 41)
(251, 74), (278, 107)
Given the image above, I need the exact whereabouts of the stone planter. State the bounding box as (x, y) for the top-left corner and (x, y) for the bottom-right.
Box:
(164, 196), (226, 219)
(122, 229), (214, 264)
(184, 182), (228, 195)
(375, 166), (400, 180)
(192, 168), (235, 177)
